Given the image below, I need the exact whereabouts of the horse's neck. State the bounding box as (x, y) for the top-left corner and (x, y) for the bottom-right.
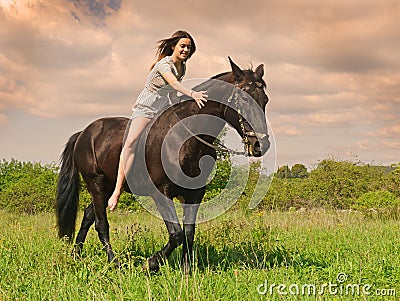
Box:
(173, 100), (226, 138)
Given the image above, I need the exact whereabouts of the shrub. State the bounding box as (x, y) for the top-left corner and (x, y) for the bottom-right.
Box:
(355, 190), (400, 220)
(0, 159), (58, 214)
(291, 163), (308, 178)
(0, 159), (140, 214)
(260, 159), (398, 210)
(276, 165), (291, 179)
(354, 191), (399, 210)
(305, 159), (386, 208)
(383, 166), (400, 198)
(118, 193), (141, 211)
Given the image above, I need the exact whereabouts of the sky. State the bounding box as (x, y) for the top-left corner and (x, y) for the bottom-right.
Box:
(0, 0), (399, 169)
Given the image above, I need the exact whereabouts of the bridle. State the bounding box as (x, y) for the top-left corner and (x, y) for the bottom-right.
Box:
(176, 82), (267, 156)
(223, 83), (268, 156)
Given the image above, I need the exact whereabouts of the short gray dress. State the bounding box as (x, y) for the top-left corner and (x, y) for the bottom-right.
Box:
(131, 56), (186, 119)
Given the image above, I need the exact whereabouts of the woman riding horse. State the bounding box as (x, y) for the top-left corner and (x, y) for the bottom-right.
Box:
(56, 55), (270, 273)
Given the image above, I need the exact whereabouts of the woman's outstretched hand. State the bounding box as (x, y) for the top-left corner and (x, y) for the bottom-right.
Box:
(192, 90), (208, 108)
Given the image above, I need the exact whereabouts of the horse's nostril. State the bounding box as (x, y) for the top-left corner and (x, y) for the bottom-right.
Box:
(254, 141), (261, 152)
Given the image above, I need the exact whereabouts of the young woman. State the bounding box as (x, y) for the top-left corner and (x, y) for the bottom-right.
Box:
(108, 30), (207, 211)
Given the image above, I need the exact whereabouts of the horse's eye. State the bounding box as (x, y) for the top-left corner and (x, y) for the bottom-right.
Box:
(248, 81), (253, 85)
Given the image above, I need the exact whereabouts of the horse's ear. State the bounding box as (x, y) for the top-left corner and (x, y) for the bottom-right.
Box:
(255, 64), (264, 79)
(228, 56), (244, 83)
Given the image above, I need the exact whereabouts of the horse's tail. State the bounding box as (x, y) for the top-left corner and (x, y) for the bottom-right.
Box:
(56, 131), (82, 242)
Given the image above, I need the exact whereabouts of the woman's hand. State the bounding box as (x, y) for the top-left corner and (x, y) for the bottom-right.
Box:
(191, 90), (208, 108)
(160, 71), (208, 108)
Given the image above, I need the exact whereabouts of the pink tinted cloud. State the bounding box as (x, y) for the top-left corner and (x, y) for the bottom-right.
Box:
(379, 123), (400, 138)
(0, 113), (7, 126)
(0, 0), (399, 165)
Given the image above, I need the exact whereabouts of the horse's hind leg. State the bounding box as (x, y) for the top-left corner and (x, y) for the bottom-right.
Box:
(85, 174), (120, 266)
(74, 203), (95, 257)
(145, 194), (183, 273)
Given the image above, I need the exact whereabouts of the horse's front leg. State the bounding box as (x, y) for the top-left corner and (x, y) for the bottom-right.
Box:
(145, 194), (183, 273)
(181, 191), (203, 274)
(182, 205), (200, 275)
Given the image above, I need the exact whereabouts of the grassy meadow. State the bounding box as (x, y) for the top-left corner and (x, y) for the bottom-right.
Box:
(0, 209), (399, 300)
(1, 159), (399, 300)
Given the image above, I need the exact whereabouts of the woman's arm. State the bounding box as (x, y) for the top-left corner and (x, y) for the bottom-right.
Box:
(161, 71), (208, 108)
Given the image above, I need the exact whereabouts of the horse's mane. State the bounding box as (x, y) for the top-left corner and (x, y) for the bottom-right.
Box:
(210, 67), (255, 80)
(210, 71), (231, 80)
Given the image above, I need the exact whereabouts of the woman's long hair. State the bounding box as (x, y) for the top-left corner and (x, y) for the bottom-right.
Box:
(150, 30), (196, 70)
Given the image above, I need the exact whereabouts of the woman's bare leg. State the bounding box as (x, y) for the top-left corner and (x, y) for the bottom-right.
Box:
(108, 117), (151, 210)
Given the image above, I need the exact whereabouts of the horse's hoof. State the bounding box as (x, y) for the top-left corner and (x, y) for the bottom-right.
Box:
(71, 244), (83, 260)
(143, 257), (160, 273)
(111, 258), (122, 269)
(182, 254), (193, 275)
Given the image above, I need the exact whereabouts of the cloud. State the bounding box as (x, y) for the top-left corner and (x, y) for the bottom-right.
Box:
(381, 140), (400, 149)
(0, 0), (399, 165)
(0, 53), (36, 112)
(273, 125), (303, 137)
(68, 0), (122, 22)
(379, 123), (400, 138)
(0, 113), (7, 126)
(0, 0), (132, 118)
(297, 0), (400, 73)
(358, 141), (370, 151)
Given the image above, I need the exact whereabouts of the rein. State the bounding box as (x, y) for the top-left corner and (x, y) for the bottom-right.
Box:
(173, 84), (258, 156)
(193, 129), (246, 156)
(173, 110), (246, 156)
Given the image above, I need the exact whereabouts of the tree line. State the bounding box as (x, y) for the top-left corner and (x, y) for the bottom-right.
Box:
(0, 158), (399, 215)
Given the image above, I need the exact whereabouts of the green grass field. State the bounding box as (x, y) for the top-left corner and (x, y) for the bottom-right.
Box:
(0, 209), (399, 300)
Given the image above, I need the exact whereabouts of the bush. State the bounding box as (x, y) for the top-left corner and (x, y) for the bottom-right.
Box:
(354, 191), (399, 210)
(355, 190), (400, 220)
(276, 164), (308, 179)
(383, 166), (400, 198)
(261, 177), (312, 210)
(260, 159), (398, 211)
(204, 158), (233, 196)
(0, 159), (58, 214)
(118, 193), (141, 211)
(0, 159), (141, 214)
(304, 159), (387, 208)
(291, 163), (308, 178)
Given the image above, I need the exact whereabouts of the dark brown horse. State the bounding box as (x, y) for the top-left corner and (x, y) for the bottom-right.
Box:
(56, 57), (270, 272)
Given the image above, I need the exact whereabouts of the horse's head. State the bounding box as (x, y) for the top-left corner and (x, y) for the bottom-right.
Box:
(221, 57), (270, 157)
(229, 57), (269, 111)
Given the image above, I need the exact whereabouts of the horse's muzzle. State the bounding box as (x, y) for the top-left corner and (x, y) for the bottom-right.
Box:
(246, 133), (270, 157)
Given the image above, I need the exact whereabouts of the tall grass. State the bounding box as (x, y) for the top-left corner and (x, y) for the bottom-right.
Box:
(0, 209), (399, 300)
